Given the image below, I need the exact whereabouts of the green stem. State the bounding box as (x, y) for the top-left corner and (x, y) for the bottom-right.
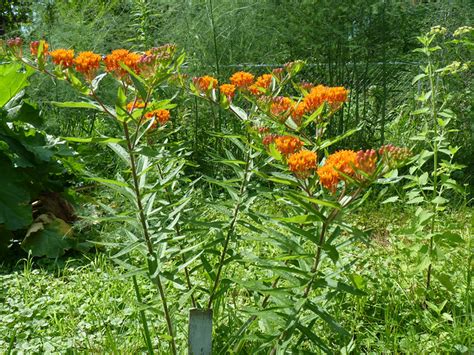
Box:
(270, 187), (362, 353)
(132, 275), (155, 354)
(426, 54), (439, 293)
(208, 0), (222, 132)
(123, 121), (177, 354)
(207, 139), (252, 309)
(156, 163), (197, 308)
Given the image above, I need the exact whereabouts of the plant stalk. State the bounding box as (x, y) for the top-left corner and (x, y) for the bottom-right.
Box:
(207, 141), (252, 309)
(123, 121), (177, 354)
(426, 53), (439, 293)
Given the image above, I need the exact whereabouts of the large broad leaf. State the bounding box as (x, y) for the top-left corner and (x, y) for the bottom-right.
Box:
(7, 99), (43, 126)
(0, 158), (32, 230)
(0, 225), (14, 259)
(0, 63), (34, 108)
(21, 214), (74, 258)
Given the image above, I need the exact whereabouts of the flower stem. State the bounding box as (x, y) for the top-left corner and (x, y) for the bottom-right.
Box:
(123, 121), (177, 354)
(207, 139), (252, 309)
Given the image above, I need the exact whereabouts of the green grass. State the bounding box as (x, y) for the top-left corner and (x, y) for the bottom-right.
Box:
(1, 206), (472, 353)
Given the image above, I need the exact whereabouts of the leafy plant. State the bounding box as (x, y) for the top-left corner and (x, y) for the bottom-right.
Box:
(4, 37), (193, 353)
(192, 63), (411, 352)
(0, 61), (77, 259)
(402, 26), (472, 298)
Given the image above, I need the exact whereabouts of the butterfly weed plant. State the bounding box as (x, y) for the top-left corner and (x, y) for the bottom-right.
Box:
(192, 63), (411, 352)
(4, 39), (193, 353)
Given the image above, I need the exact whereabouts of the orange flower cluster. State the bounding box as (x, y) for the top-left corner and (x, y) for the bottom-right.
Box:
(355, 149), (377, 176)
(274, 135), (304, 156)
(50, 49), (74, 68)
(303, 85), (349, 114)
(104, 49), (141, 77)
(219, 84), (236, 99)
(73, 51), (102, 80)
(7, 37), (22, 48)
(195, 75), (218, 92)
(317, 150), (357, 192)
(126, 100), (146, 112)
(262, 134), (277, 146)
(145, 109), (170, 128)
(249, 74), (272, 95)
(270, 96), (292, 118)
(379, 144), (411, 168)
(230, 71), (254, 88)
(288, 150), (317, 178)
(30, 40), (49, 56)
(144, 44), (176, 62)
(300, 81), (314, 91)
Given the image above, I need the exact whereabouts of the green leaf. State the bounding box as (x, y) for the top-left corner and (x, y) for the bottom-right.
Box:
(407, 196), (424, 205)
(119, 62), (148, 101)
(295, 323), (330, 352)
(412, 73), (426, 84)
(63, 137), (124, 144)
(299, 103), (325, 130)
(107, 142), (130, 166)
(432, 196), (448, 205)
(274, 214), (320, 224)
(382, 196), (399, 204)
(295, 194), (340, 209)
(319, 127), (359, 149)
(21, 214), (74, 258)
(0, 159), (32, 230)
(7, 99), (43, 126)
(86, 177), (131, 188)
(0, 63), (34, 107)
(411, 107), (430, 115)
(433, 231), (464, 246)
(230, 105), (248, 121)
(415, 207), (433, 226)
(419, 172), (429, 186)
(115, 86), (128, 122)
(432, 272), (455, 293)
(51, 101), (101, 110)
(305, 301), (350, 337)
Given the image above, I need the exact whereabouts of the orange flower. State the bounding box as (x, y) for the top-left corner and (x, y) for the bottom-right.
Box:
(317, 164), (340, 192)
(326, 87), (348, 105)
(262, 134), (277, 146)
(104, 49), (141, 77)
(303, 85), (349, 114)
(270, 96), (293, 118)
(219, 83), (236, 99)
(317, 150), (357, 192)
(300, 81), (314, 91)
(355, 149), (377, 177)
(30, 40), (49, 56)
(230, 71), (254, 88)
(195, 75), (218, 91)
(274, 135), (304, 156)
(50, 49), (74, 68)
(74, 51), (102, 80)
(7, 37), (22, 48)
(145, 109), (170, 128)
(249, 74), (272, 95)
(126, 100), (146, 112)
(303, 85), (326, 113)
(378, 144), (411, 168)
(288, 150), (317, 178)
